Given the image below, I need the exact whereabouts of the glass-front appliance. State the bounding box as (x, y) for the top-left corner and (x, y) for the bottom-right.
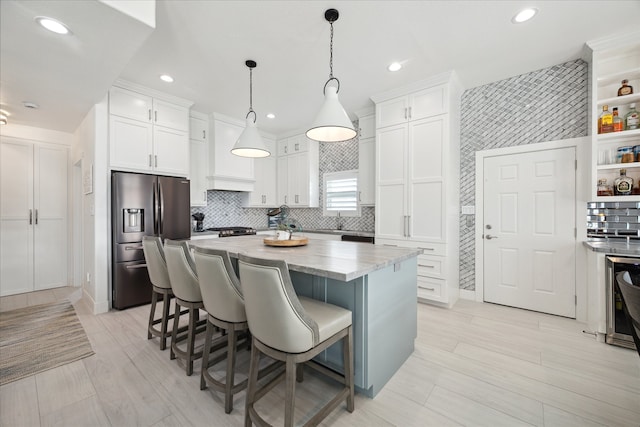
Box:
(605, 256), (640, 349)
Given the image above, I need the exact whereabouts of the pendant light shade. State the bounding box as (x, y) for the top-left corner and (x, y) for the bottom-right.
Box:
(306, 9), (356, 143)
(231, 60), (270, 158)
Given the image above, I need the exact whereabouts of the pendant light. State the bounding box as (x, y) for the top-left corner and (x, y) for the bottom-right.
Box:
(306, 9), (356, 143)
(231, 60), (270, 158)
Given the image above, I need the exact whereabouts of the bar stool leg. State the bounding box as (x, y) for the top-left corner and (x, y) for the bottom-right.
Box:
(245, 338), (261, 427)
(284, 357), (296, 427)
(160, 292), (171, 350)
(147, 290), (158, 340)
(170, 300), (181, 361)
(345, 326), (354, 412)
(186, 306), (197, 376)
(200, 319), (214, 390)
(224, 327), (238, 413)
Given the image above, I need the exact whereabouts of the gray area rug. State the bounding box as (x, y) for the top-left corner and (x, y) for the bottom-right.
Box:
(0, 300), (94, 386)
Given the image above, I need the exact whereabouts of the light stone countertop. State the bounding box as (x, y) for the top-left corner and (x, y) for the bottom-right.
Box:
(583, 240), (640, 256)
(189, 235), (422, 282)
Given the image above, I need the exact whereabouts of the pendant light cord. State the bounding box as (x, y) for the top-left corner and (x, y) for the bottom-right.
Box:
(324, 20), (340, 94)
(247, 65), (256, 122)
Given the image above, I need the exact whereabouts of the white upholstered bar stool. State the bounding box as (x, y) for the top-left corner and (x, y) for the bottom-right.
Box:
(193, 246), (250, 413)
(238, 254), (354, 427)
(142, 236), (179, 350)
(164, 239), (207, 375)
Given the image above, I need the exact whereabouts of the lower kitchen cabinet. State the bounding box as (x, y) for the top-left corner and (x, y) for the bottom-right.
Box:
(0, 138), (68, 296)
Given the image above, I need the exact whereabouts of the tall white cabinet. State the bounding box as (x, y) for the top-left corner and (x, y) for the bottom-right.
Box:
(189, 111), (209, 206)
(242, 138), (277, 207)
(356, 109), (376, 206)
(109, 82), (192, 177)
(276, 134), (319, 207)
(372, 72), (462, 307)
(0, 138), (68, 296)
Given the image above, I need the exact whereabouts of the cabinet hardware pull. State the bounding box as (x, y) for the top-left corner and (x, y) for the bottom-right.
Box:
(418, 247), (435, 251)
(154, 111), (157, 122)
(418, 264), (435, 268)
(407, 215), (410, 237)
(404, 108), (407, 119)
(359, 191), (362, 202)
(125, 245), (143, 250)
(202, 130), (206, 139)
(418, 285), (435, 291)
(125, 263), (148, 270)
(295, 194), (299, 203)
(29, 209), (33, 225)
(203, 191), (207, 202)
(284, 195), (287, 204)
(35, 209), (38, 225)
(409, 107), (412, 119)
(155, 155), (158, 167)
(149, 154), (153, 167)
(295, 143), (299, 151)
(284, 146), (288, 154)
(148, 109), (151, 121)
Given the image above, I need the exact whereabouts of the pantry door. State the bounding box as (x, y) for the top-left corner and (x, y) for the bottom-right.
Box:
(483, 147), (576, 318)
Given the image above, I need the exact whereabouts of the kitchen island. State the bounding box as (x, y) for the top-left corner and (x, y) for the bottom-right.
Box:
(189, 235), (422, 397)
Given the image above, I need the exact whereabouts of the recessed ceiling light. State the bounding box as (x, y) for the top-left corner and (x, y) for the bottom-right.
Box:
(266, 113), (275, 119)
(160, 74), (174, 83)
(35, 16), (71, 35)
(23, 101), (39, 109)
(388, 62), (402, 72)
(512, 8), (538, 23)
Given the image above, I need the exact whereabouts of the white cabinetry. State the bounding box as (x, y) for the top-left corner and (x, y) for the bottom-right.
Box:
(207, 113), (255, 192)
(356, 109), (375, 206)
(109, 84), (192, 177)
(372, 72), (461, 307)
(588, 34), (640, 201)
(276, 134), (319, 207)
(189, 112), (209, 206)
(242, 138), (277, 207)
(0, 138), (68, 296)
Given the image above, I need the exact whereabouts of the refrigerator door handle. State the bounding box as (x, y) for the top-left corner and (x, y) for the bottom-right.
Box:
(158, 182), (164, 235)
(125, 263), (148, 269)
(153, 181), (159, 235)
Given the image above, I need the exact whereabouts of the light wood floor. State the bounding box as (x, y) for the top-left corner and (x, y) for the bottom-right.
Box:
(1, 287), (638, 427)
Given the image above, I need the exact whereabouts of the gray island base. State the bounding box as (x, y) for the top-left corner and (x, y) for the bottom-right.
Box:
(189, 235), (421, 397)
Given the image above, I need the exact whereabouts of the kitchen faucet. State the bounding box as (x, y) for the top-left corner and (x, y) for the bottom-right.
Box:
(336, 212), (343, 230)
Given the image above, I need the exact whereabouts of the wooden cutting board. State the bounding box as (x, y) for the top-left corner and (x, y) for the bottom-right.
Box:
(263, 236), (309, 247)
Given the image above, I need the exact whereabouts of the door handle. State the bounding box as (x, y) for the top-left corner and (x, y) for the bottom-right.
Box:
(148, 109), (151, 121)
(35, 209), (38, 225)
(154, 111), (157, 122)
(158, 182), (164, 235)
(125, 245), (144, 251)
(125, 263), (148, 270)
(149, 154), (153, 167)
(29, 209), (33, 225)
(485, 234), (498, 240)
(202, 130), (206, 140)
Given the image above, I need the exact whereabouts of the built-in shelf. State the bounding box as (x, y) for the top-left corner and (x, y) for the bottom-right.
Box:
(597, 92), (640, 107)
(597, 161), (640, 170)
(596, 128), (640, 142)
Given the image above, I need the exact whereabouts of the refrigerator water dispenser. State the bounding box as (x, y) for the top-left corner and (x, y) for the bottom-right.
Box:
(123, 208), (144, 233)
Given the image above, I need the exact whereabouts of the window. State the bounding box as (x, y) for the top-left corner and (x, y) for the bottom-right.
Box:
(323, 170), (360, 217)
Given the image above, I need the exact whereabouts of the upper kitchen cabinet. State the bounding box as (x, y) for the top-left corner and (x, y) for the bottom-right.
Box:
(242, 137), (277, 208)
(375, 85), (448, 129)
(189, 111), (209, 206)
(372, 71), (462, 307)
(587, 33), (640, 201)
(356, 108), (375, 206)
(108, 82), (192, 177)
(276, 134), (319, 207)
(207, 113), (255, 191)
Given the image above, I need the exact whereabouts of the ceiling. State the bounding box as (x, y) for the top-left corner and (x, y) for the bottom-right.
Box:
(2, 0), (640, 137)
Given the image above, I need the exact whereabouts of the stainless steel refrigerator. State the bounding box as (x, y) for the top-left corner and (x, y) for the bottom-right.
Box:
(111, 172), (190, 309)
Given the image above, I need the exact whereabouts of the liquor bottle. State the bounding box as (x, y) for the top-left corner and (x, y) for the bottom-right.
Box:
(626, 103), (639, 130)
(614, 169), (633, 196)
(618, 79), (634, 96)
(612, 108), (624, 132)
(598, 105), (613, 134)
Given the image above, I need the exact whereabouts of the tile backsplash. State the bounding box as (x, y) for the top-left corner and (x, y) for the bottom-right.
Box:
(191, 121), (375, 232)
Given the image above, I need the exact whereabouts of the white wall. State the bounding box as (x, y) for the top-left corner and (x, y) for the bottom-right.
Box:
(73, 96), (110, 314)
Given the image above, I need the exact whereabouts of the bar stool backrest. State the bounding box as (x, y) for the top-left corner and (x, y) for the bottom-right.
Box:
(194, 247), (246, 323)
(237, 254), (319, 353)
(164, 239), (201, 303)
(142, 236), (171, 290)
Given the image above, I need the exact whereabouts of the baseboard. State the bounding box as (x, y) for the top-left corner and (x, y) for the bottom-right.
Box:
(82, 288), (110, 314)
(459, 289), (476, 301)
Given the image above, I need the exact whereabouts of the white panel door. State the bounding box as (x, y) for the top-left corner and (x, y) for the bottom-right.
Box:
(483, 147), (576, 318)
(153, 126), (189, 176)
(0, 140), (34, 296)
(376, 124), (406, 238)
(34, 145), (67, 290)
(408, 117), (445, 241)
